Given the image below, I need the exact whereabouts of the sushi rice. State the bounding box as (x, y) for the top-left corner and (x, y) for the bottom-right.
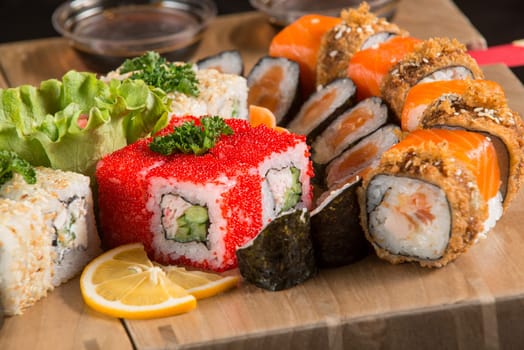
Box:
(0, 167), (100, 315)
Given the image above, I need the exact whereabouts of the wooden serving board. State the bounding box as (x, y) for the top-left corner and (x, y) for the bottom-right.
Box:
(0, 0), (523, 349)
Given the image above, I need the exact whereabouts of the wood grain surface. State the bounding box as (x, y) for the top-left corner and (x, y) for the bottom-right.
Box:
(0, 0), (522, 349)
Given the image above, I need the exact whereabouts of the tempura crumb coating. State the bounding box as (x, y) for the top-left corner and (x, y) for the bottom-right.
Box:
(381, 37), (484, 118)
(358, 140), (488, 268)
(316, 3), (406, 87)
(421, 80), (524, 209)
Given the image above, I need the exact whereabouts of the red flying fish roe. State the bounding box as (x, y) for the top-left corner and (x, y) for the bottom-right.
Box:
(96, 117), (313, 270)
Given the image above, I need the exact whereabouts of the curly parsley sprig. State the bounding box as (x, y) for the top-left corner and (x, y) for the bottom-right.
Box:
(149, 116), (233, 156)
(120, 51), (199, 96)
(0, 150), (36, 186)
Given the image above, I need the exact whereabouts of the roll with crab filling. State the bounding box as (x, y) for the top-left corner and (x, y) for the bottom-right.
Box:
(316, 2), (407, 87)
(381, 37), (484, 119)
(359, 129), (502, 267)
(96, 117), (313, 272)
(0, 167), (100, 287)
(420, 82), (524, 210)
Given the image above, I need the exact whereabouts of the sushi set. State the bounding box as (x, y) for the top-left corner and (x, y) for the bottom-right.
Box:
(2, 0), (524, 348)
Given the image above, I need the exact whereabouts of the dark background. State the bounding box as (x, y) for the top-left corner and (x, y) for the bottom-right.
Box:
(0, 0), (522, 81)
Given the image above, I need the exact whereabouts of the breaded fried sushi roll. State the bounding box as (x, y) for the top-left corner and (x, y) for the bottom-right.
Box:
(348, 36), (421, 100)
(316, 2), (406, 87)
(381, 37), (484, 118)
(400, 79), (505, 131)
(359, 129), (503, 267)
(420, 81), (524, 210)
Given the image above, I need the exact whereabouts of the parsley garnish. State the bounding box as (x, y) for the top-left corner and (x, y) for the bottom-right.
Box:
(149, 116), (234, 156)
(0, 150), (36, 186)
(120, 51), (199, 96)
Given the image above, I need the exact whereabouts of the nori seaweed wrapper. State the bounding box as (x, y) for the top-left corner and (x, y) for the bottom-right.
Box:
(311, 178), (372, 267)
(236, 208), (317, 291)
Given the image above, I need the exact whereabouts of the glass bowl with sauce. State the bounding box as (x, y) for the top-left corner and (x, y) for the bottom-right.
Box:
(250, 0), (399, 26)
(52, 0), (216, 65)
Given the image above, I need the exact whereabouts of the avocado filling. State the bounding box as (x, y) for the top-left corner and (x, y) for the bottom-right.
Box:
(266, 166), (302, 215)
(160, 193), (209, 244)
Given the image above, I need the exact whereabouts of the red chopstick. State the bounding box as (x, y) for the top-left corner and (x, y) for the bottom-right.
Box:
(468, 40), (524, 67)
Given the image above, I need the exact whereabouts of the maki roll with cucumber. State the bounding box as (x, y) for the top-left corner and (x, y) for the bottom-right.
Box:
(96, 116), (313, 272)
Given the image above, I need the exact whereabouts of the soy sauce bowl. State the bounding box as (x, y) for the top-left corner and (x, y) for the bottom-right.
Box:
(52, 0), (216, 67)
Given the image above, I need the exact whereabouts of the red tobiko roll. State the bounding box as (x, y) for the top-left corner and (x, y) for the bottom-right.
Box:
(96, 117), (313, 271)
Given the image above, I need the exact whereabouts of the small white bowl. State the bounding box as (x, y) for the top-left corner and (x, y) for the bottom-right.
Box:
(250, 0), (399, 26)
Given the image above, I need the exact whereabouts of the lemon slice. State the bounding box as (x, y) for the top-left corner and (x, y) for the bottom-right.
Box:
(162, 266), (239, 299)
(80, 243), (197, 319)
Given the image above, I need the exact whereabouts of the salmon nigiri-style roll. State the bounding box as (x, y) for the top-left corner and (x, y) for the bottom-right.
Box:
(420, 81), (524, 210)
(381, 37), (484, 118)
(400, 79), (505, 132)
(269, 14), (341, 97)
(359, 129), (503, 268)
(316, 2), (406, 87)
(347, 36), (421, 101)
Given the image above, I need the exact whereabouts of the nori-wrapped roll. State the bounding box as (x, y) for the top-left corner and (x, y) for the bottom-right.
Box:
(311, 178), (372, 267)
(236, 208), (317, 291)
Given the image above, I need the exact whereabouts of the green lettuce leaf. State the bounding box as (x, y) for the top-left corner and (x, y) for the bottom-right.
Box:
(0, 71), (170, 178)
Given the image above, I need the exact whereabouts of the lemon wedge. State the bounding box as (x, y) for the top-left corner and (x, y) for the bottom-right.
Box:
(80, 243), (196, 319)
(162, 266), (239, 300)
